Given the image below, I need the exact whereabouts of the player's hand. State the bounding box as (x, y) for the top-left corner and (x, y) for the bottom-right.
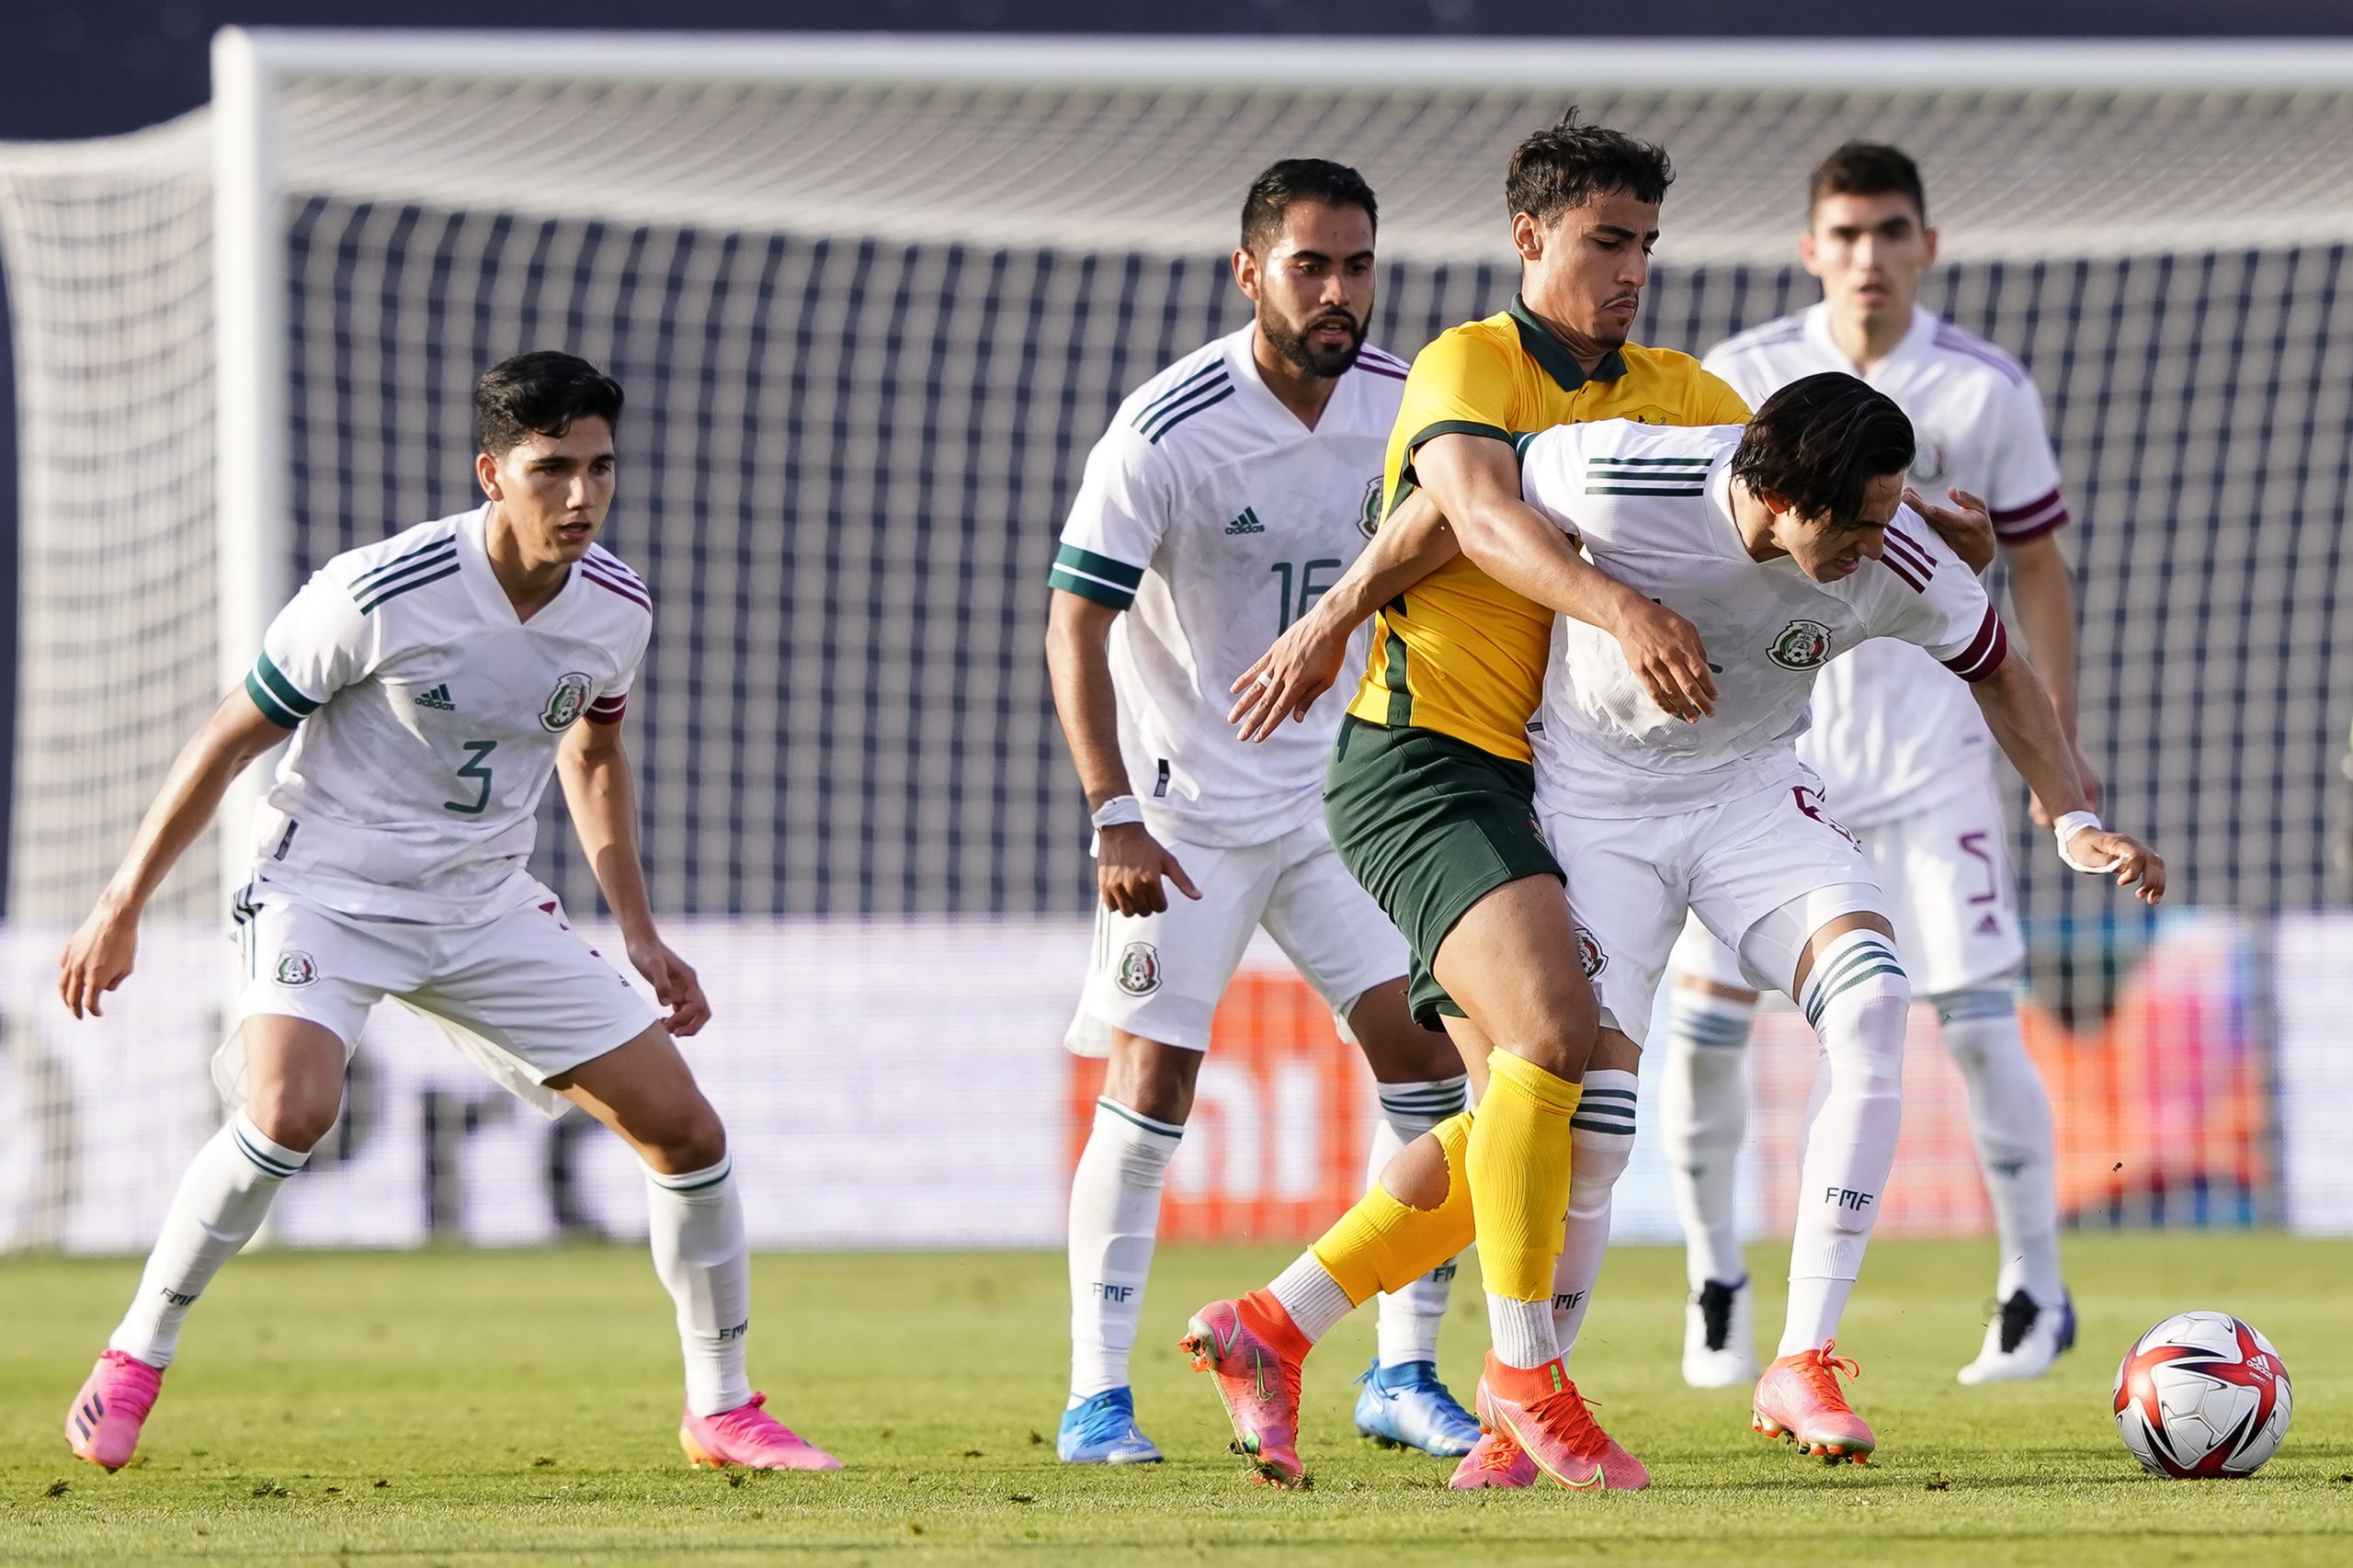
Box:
(1097, 823), (1201, 917)
(2061, 828), (2166, 904)
(2029, 738), (2104, 827)
(1905, 485), (1997, 575)
(58, 901), (139, 1019)
(1229, 608), (1353, 743)
(628, 937), (712, 1038)
(1614, 597), (1717, 722)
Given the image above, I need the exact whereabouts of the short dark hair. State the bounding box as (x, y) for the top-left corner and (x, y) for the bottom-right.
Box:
(1506, 108), (1673, 227)
(475, 351), (624, 458)
(1732, 371), (1915, 523)
(1239, 158), (1379, 255)
(1809, 142), (1928, 225)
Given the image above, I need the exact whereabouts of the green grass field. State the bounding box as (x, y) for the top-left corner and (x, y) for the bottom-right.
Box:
(2, 1236), (2347, 1565)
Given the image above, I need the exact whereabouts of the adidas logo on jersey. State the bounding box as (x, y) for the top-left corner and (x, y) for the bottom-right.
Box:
(1224, 507), (1265, 535)
(414, 684), (457, 710)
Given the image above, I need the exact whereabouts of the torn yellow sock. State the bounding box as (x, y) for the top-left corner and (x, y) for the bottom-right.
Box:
(1310, 1111), (1477, 1304)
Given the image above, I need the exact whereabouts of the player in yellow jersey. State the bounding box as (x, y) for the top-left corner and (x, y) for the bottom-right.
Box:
(1182, 113), (1745, 1492)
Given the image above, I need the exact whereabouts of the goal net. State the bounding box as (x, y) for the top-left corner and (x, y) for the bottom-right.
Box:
(0, 33), (2346, 1248)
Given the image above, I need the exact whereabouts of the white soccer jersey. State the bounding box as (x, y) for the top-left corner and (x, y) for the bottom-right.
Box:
(1704, 303), (2069, 824)
(1517, 421), (2006, 818)
(1051, 325), (1406, 846)
(243, 504), (651, 924)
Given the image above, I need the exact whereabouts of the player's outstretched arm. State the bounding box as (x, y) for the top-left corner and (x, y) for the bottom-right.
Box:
(558, 717), (711, 1037)
(1227, 486), (1459, 742)
(1970, 652), (2164, 903)
(1045, 589), (1199, 916)
(2002, 527), (2101, 824)
(1415, 433), (1718, 721)
(59, 688), (289, 1018)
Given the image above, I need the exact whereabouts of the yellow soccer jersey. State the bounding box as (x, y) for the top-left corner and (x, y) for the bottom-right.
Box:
(1347, 295), (1752, 761)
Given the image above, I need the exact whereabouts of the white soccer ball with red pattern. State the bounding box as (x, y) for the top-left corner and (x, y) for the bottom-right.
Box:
(2113, 1312), (2291, 1477)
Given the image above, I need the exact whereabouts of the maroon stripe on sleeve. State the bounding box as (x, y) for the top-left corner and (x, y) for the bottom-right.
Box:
(1992, 492), (2070, 540)
(1880, 551), (1927, 593)
(585, 694), (627, 725)
(1989, 486), (2063, 524)
(1940, 608), (2009, 681)
(1882, 525), (1936, 577)
(581, 567), (652, 609)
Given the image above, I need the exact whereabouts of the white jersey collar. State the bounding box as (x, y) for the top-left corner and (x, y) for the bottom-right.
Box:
(457, 503), (577, 629)
(1802, 301), (1939, 381)
(1223, 323), (1359, 438)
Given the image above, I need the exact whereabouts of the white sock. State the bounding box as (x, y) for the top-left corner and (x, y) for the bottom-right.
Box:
(1267, 1251), (1356, 1344)
(1067, 1097), (1181, 1400)
(1938, 989), (2064, 1305)
(1781, 931), (1908, 1358)
(1659, 988), (1755, 1292)
(109, 1110), (310, 1369)
(646, 1154), (753, 1418)
(1369, 1076), (1468, 1367)
(1486, 1293), (1559, 1370)
(1781, 1277), (1857, 1355)
(1551, 1068), (1637, 1364)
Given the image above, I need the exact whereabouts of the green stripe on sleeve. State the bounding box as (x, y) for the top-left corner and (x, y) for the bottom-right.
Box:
(244, 670), (302, 729)
(1047, 569), (1134, 610)
(252, 651), (322, 717)
(1052, 544), (1143, 589)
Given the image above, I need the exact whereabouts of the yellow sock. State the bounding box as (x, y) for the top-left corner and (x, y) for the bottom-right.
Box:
(1471, 1050), (1583, 1301)
(1310, 1111), (1477, 1305)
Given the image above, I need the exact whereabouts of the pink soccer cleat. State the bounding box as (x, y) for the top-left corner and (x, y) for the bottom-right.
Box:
(1473, 1353), (1651, 1491)
(1448, 1426), (1539, 1489)
(678, 1392), (843, 1471)
(64, 1350), (163, 1471)
(1753, 1342), (1875, 1463)
(1180, 1290), (1312, 1488)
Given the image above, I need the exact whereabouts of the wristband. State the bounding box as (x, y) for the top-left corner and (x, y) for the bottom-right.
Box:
(1090, 795), (1145, 831)
(2053, 810), (2119, 873)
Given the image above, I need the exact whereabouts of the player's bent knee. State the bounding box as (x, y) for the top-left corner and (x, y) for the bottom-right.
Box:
(642, 1097), (728, 1176)
(236, 1016), (349, 1153)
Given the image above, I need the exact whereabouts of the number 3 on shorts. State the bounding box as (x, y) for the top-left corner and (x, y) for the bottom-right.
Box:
(443, 738), (497, 815)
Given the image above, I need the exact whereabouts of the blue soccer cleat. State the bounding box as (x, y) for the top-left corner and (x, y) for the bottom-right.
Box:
(1353, 1358), (1480, 1457)
(1057, 1387), (1165, 1465)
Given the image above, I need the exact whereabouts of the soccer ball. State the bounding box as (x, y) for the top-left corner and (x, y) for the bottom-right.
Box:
(2112, 1312), (2291, 1477)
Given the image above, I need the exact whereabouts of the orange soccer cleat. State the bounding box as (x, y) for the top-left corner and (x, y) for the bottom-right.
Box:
(1753, 1342), (1875, 1463)
(1180, 1290), (1313, 1488)
(1472, 1353), (1650, 1491)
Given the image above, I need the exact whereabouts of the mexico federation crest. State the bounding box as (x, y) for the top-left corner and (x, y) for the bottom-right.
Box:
(540, 671), (596, 732)
(1574, 926), (1608, 979)
(1768, 619), (1835, 671)
(274, 950), (318, 987)
(1358, 476), (1384, 540)
(1910, 434), (1952, 486)
(1115, 941), (1162, 996)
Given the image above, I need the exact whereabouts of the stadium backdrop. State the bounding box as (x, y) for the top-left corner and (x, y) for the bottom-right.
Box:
(0, 33), (2347, 1253)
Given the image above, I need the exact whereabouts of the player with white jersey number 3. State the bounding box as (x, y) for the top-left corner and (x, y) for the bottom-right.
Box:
(1044, 162), (1477, 1467)
(57, 354), (838, 1477)
(1661, 144), (2095, 1392)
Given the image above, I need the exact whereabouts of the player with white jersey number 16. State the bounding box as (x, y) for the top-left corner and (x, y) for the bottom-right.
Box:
(1660, 143), (2094, 1392)
(1044, 160), (1477, 1470)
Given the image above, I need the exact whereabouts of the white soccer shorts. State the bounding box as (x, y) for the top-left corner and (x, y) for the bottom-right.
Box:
(1066, 815), (1410, 1054)
(1544, 776), (1884, 1049)
(223, 877), (659, 1119)
(1668, 760), (2025, 1000)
